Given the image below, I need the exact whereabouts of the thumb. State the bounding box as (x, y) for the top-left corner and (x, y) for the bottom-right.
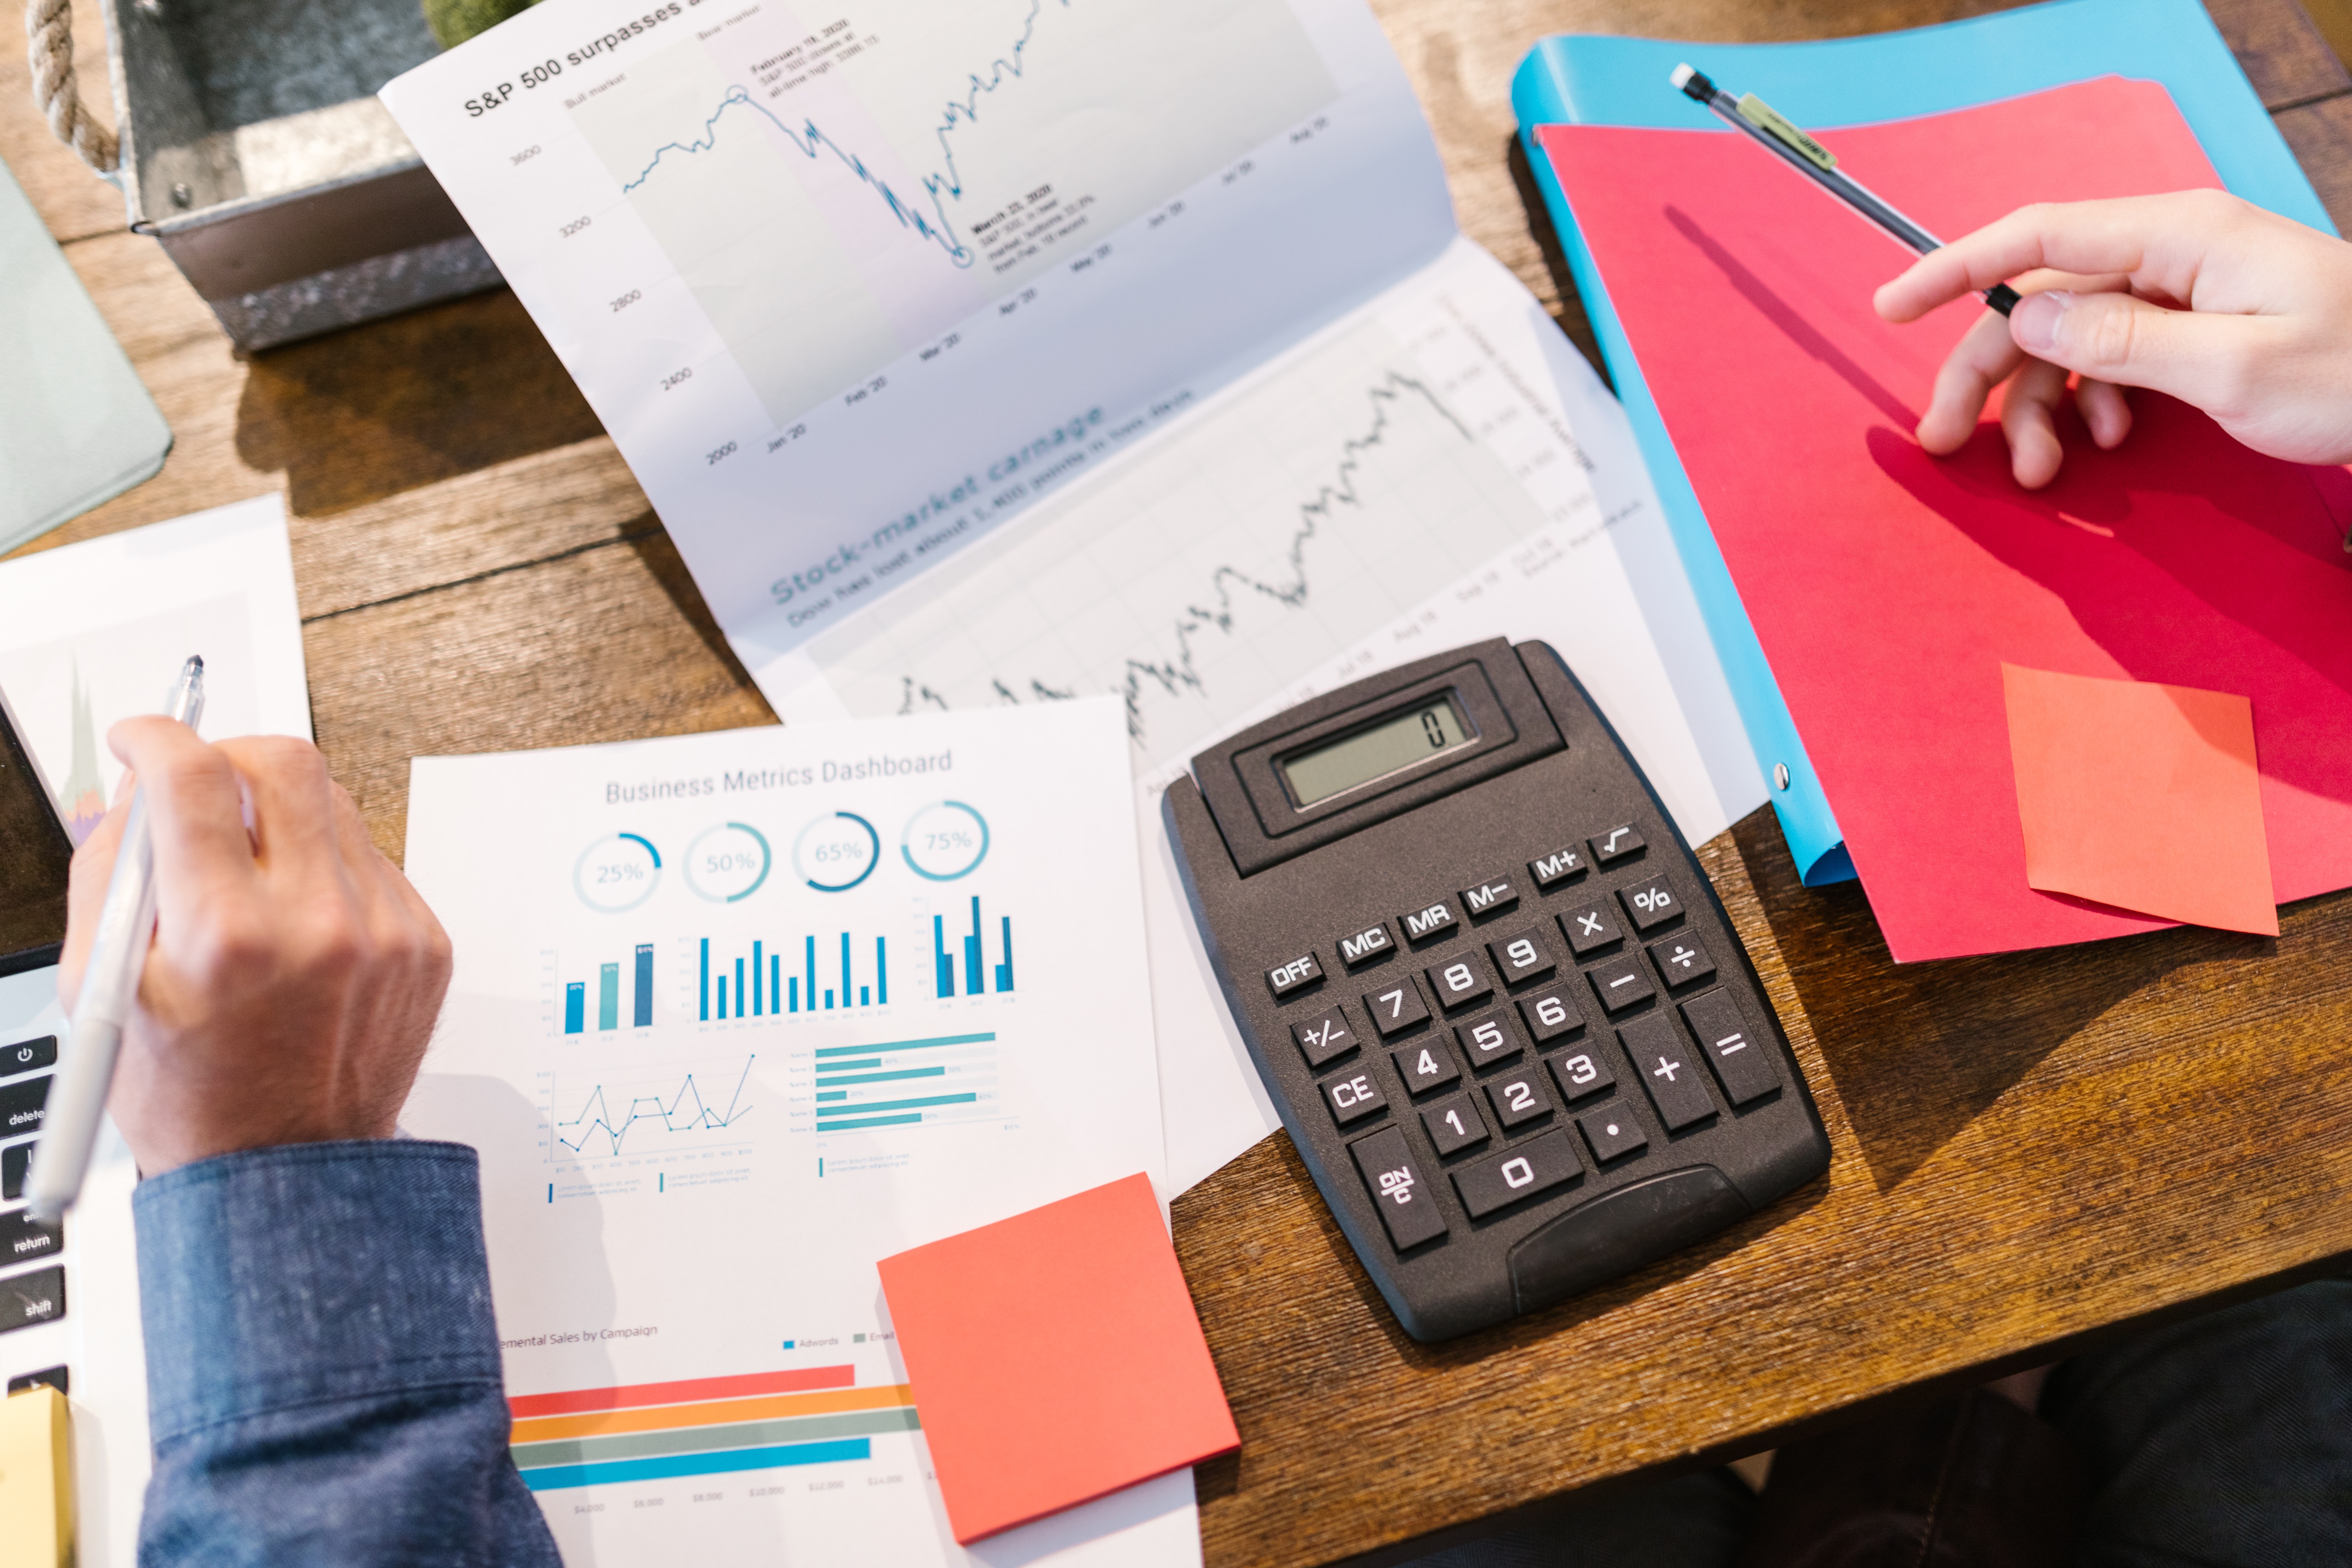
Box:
(2010, 289), (2259, 407)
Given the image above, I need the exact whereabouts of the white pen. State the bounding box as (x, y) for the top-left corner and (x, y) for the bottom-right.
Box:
(25, 655), (206, 1224)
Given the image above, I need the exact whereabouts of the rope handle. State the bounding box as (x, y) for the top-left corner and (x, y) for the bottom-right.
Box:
(27, 0), (118, 174)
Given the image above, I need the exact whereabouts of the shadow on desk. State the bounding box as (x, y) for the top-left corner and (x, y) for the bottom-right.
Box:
(1727, 813), (2276, 1193)
(235, 289), (607, 516)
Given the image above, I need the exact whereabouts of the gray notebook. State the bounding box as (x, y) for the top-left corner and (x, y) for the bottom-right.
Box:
(0, 157), (171, 553)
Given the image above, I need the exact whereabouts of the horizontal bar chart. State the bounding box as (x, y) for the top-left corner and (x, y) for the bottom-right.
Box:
(809, 1033), (1000, 1133)
(509, 1367), (917, 1492)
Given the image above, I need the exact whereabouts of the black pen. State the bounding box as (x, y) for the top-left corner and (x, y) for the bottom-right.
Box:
(1670, 64), (2021, 316)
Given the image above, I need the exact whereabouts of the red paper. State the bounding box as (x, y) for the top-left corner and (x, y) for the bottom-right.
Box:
(2002, 665), (2277, 935)
(1539, 80), (2352, 960)
(876, 1173), (1238, 1544)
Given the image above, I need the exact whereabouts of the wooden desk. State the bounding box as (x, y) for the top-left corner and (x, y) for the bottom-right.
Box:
(8, 1), (2352, 1563)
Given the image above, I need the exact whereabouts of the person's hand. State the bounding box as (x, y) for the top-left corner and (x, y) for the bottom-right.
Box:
(1874, 189), (2352, 487)
(59, 720), (452, 1177)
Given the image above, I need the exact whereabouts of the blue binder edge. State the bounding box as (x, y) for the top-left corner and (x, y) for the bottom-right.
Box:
(1509, 0), (2333, 886)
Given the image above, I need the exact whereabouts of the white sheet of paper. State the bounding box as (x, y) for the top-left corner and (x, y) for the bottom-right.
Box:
(401, 701), (1189, 1567)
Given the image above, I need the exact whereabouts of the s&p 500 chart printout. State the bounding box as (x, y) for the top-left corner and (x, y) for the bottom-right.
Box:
(401, 702), (1188, 1567)
(382, 0), (1765, 1191)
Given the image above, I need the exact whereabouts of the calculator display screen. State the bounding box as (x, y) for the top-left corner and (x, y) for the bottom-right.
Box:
(1278, 694), (1475, 808)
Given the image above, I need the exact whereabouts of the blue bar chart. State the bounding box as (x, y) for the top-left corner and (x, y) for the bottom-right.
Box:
(809, 1033), (999, 1133)
(560, 943), (656, 1034)
(932, 896), (1015, 999)
(701, 931), (892, 1020)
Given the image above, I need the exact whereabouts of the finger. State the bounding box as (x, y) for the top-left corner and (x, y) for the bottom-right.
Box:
(213, 737), (347, 893)
(107, 717), (257, 931)
(2000, 356), (2072, 489)
(59, 786), (136, 1007)
(1874, 190), (2262, 322)
(324, 777), (449, 972)
(1917, 310), (2025, 454)
(2007, 288), (2281, 413)
(2076, 377), (2133, 449)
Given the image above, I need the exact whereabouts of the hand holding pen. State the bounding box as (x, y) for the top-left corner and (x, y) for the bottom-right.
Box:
(28, 691), (453, 1219)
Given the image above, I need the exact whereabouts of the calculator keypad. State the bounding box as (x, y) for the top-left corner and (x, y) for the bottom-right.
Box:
(1248, 806), (1784, 1264)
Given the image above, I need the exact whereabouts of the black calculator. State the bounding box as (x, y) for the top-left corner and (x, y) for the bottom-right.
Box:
(1164, 639), (1829, 1341)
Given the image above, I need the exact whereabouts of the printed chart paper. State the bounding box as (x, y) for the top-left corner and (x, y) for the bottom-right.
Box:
(402, 701), (1191, 1567)
(1541, 79), (2352, 960)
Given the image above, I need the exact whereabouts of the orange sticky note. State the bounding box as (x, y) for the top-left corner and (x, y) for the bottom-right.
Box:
(877, 1173), (1238, 1544)
(2001, 665), (2277, 936)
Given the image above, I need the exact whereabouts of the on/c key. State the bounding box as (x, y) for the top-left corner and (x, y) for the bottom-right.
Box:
(1349, 1126), (1446, 1249)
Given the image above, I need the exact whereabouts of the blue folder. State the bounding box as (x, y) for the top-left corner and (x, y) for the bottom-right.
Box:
(1511, 0), (2333, 884)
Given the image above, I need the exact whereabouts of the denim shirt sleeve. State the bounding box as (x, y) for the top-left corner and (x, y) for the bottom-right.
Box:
(132, 1139), (560, 1568)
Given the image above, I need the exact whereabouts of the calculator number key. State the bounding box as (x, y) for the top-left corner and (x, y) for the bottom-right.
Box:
(1363, 980), (1430, 1037)
(1394, 1040), (1461, 1095)
(1292, 1006), (1358, 1069)
(1577, 1103), (1649, 1163)
(1590, 824), (1646, 865)
(1618, 875), (1681, 933)
(1453, 1013), (1518, 1068)
(1586, 956), (1655, 1015)
(1424, 955), (1492, 1011)
(1559, 902), (1623, 955)
(1452, 1131), (1583, 1219)
(1349, 1126), (1447, 1250)
(1648, 935), (1716, 989)
(1266, 951), (1324, 1000)
(1517, 987), (1584, 1044)
(1486, 926), (1556, 986)
(1548, 1046), (1615, 1102)
(1421, 1094), (1490, 1155)
(1619, 1015), (1715, 1131)
(1324, 1069), (1389, 1127)
(1484, 1070), (1551, 1131)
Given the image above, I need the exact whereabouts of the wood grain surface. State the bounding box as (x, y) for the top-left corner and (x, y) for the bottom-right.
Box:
(6, 1), (2350, 1563)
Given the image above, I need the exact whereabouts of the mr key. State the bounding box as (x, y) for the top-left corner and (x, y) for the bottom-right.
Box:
(1166, 638), (1830, 1340)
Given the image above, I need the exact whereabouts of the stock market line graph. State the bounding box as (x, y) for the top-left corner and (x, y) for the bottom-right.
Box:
(818, 318), (1550, 760)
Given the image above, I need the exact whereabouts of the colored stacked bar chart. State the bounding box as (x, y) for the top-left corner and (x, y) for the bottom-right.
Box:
(563, 944), (656, 1034)
(931, 896), (1015, 999)
(700, 933), (891, 1021)
(508, 1366), (916, 1492)
(813, 1032), (999, 1133)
